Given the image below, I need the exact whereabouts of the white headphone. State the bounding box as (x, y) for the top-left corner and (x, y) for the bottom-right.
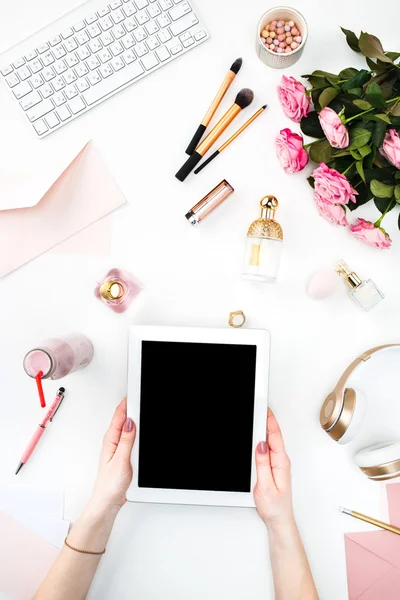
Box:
(320, 344), (400, 481)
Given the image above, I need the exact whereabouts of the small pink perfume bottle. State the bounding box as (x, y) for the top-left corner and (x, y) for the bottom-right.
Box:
(23, 334), (94, 381)
(94, 268), (142, 314)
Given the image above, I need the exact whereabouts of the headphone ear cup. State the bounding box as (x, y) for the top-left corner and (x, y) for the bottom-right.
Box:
(355, 441), (400, 480)
(336, 388), (366, 445)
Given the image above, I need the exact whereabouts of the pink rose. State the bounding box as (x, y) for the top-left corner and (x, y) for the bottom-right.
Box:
(318, 107), (349, 149)
(350, 218), (392, 249)
(312, 162), (357, 205)
(277, 75), (311, 123)
(276, 128), (309, 174)
(315, 195), (347, 226)
(379, 129), (400, 168)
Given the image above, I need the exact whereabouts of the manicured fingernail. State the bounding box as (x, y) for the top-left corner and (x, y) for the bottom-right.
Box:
(258, 441), (268, 454)
(124, 418), (134, 432)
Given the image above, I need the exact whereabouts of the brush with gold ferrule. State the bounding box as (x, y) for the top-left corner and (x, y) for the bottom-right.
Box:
(176, 88), (254, 182)
(185, 58), (243, 156)
(339, 506), (400, 536)
(194, 105), (267, 174)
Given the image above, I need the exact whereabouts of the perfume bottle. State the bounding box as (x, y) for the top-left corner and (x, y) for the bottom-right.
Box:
(23, 334), (94, 380)
(243, 195), (283, 282)
(336, 260), (384, 311)
(94, 268), (142, 314)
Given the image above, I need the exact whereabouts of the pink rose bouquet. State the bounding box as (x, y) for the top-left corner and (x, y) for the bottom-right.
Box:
(312, 163), (357, 205)
(276, 128), (308, 174)
(277, 75), (311, 123)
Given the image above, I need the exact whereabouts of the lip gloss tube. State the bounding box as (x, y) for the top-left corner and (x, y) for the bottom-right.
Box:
(185, 180), (234, 226)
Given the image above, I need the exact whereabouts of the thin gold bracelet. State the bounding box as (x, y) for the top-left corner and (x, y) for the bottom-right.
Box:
(64, 537), (106, 556)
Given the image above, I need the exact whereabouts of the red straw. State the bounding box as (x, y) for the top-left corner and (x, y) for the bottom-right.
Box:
(35, 371), (46, 408)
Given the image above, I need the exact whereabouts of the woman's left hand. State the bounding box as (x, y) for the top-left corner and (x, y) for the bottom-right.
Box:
(89, 398), (136, 517)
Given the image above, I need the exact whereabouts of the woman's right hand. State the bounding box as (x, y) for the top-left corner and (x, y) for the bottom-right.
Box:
(253, 408), (294, 528)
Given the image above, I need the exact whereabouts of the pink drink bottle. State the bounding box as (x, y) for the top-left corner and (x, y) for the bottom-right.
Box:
(23, 334), (94, 380)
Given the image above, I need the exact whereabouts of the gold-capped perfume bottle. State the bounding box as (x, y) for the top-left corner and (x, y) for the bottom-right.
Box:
(336, 260), (384, 311)
(243, 196), (283, 282)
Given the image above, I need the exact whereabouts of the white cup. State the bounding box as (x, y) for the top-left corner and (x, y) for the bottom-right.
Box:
(256, 7), (308, 69)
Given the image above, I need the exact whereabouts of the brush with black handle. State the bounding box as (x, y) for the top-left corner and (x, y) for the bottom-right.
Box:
(185, 58), (243, 156)
(176, 88), (254, 182)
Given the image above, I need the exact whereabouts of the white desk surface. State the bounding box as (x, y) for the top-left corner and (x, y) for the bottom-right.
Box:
(1, 0), (400, 598)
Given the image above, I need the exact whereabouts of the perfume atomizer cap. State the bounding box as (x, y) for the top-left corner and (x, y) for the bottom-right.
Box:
(185, 180), (234, 226)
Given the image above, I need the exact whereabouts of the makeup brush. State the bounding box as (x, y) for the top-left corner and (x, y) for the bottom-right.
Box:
(339, 506), (400, 536)
(176, 88), (254, 182)
(185, 58), (243, 155)
(194, 105), (267, 174)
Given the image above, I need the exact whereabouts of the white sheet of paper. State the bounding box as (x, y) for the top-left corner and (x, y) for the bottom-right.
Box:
(2, 508), (70, 549)
(0, 486), (64, 519)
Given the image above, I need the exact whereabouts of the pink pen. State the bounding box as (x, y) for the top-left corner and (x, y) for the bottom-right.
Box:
(15, 387), (66, 475)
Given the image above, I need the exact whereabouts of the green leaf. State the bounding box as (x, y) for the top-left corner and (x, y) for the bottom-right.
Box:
(374, 114), (392, 124)
(356, 161), (366, 183)
(389, 101), (400, 117)
(366, 57), (377, 71)
(395, 185), (400, 202)
(353, 99), (372, 110)
(396, 171), (400, 180)
(365, 81), (387, 109)
(371, 120), (387, 147)
(370, 179), (394, 198)
(300, 111), (324, 138)
(347, 182), (373, 210)
(338, 67), (359, 79)
(349, 128), (372, 149)
(319, 87), (340, 109)
(358, 32), (393, 63)
(341, 27), (360, 52)
(309, 139), (334, 164)
(326, 76), (341, 89)
(311, 69), (340, 79)
(358, 145), (372, 158)
(364, 145), (376, 168)
(350, 149), (362, 160)
(307, 176), (315, 189)
(333, 150), (351, 158)
(374, 197), (395, 213)
(347, 88), (362, 97)
(306, 76), (328, 89)
(386, 52), (400, 60)
(342, 69), (371, 91)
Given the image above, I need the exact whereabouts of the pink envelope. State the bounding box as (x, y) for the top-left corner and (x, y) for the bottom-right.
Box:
(345, 483), (400, 599)
(0, 141), (126, 277)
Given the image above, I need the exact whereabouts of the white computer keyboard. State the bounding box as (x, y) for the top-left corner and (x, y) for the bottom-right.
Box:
(0, 0), (208, 138)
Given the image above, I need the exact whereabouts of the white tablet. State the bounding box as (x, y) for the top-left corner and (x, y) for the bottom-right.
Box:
(126, 326), (270, 507)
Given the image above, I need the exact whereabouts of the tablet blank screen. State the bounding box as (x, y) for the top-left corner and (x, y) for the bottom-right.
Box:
(138, 341), (257, 493)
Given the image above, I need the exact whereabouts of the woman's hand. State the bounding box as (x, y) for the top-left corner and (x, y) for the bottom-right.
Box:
(253, 408), (293, 528)
(89, 398), (136, 517)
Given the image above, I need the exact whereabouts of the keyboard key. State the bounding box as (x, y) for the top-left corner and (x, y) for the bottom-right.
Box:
(100, 32), (114, 46)
(53, 76), (66, 91)
(37, 43), (49, 53)
(159, 0), (172, 8)
(122, 33), (135, 49)
(100, 63), (113, 78)
(20, 90), (41, 110)
(169, 12), (198, 36)
(33, 118), (48, 135)
(124, 17), (137, 31)
(45, 112), (60, 127)
(111, 8), (124, 23)
(65, 84), (78, 98)
(145, 21), (159, 35)
(110, 41), (124, 55)
(6, 72), (19, 87)
(134, 27), (147, 41)
(77, 46), (91, 60)
(41, 83), (54, 98)
(157, 13), (170, 27)
(135, 42), (147, 56)
(85, 14), (98, 24)
(135, 0), (148, 8)
(76, 31), (90, 44)
(75, 63), (89, 76)
(122, 49), (136, 63)
(43, 66), (56, 81)
(30, 58), (43, 73)
(66, 53), (79, 67)
(54, 91), (67, 105)
(68, 96), (86, 113)
(88, 71), (101, 85)
(1, 64), (13, 76)
(99, 48), (112, 62)
(18, 65), (31, 80)
(194, 29), (206, 41)
(49, 35), (62, 46)
(13, 57), (25, 68)
(97, 7), (110, 17)
(83, 60), (143, 104)
(31, 73), (44, 88)
(110, 0), (122, 7)
(148, 3), (161, 17)
(13, 80), (32, 99)
(155, 45), (170, 61)
(112, 25), (126, 39)
(53, 44), (67, 59)
(123, 2), (136, 16)
(62, 28), (74, 38)
(88, 23), (101, 37)
(141, 51), (158, 70)
(64, 71), (77, 84)
(100, 16), (113, 30)
(57, 104), (71, 120)
(54, 60), (68, 74)
(170, 43), (182, 54)
(24, 51), (37, 61)
(42, 51), (55, 66)
(180, 32), (191, 42)
(76, 77), (90, 91)
(74, 20), (86, 31)
(89, 38), (103, 53)
(147, 36), (159, 50)
(169, 1), (191, 20)
(136, 10), (149, 24)
(26, 98), (54, 121)
(158, 29), (171, 42)
(64, 38), (78, 52)
(111, 56), (125, 70)
(182, 36), (194, 47)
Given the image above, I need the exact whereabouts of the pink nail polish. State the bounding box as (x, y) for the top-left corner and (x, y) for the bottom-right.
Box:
(124, 418), (134, 432)
(258, 441), (268, 454)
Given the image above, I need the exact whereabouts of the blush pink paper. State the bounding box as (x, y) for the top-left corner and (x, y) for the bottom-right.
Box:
(0, 141), (126, 277)
(51, 216), (112, 255)
(344, 483), (400, 599)
(0, 511), (59, 600)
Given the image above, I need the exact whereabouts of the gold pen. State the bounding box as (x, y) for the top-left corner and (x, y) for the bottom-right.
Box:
(339, 506), (400, 536)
